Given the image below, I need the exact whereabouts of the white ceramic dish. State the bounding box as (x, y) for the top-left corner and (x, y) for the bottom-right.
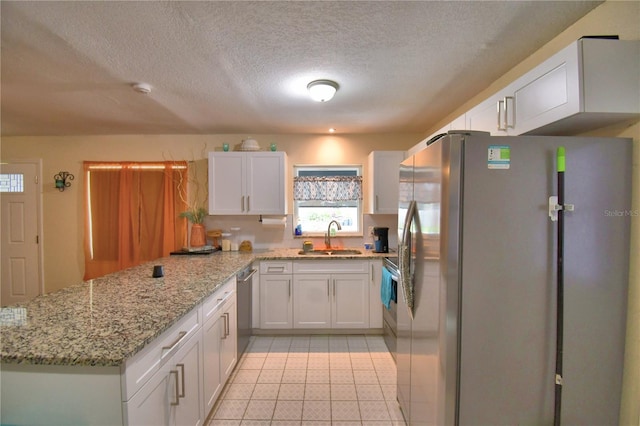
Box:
(241, 138), (260, 150)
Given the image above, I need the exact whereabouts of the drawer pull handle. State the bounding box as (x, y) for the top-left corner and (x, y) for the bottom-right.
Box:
(170, 370), (180, 406)
(224, 312), (230, 336)
(177, 363), (186, 398)
(162, 331), (187, 357)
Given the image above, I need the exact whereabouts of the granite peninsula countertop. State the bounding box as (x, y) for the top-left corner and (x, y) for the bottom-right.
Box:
(0, 248), (390, 367)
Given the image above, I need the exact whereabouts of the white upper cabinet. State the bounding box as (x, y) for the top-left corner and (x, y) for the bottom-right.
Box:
(367, 151), (406, 214)
(466, 38), (639, 136)
(513, 38), (639, 135)
(466, 92), (511, 136)
(208, 151), (287, 215)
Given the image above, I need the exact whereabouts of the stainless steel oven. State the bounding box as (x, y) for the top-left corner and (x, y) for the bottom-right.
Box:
(382, 257), (399, 361)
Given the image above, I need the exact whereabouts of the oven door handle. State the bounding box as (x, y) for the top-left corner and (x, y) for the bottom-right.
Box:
(383, 266), (400, 283)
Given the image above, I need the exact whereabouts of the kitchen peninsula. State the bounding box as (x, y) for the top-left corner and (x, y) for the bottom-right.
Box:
(0, 249), (388, 425)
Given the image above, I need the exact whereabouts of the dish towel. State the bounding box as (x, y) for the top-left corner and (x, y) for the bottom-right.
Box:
(380, 266), (395, 310)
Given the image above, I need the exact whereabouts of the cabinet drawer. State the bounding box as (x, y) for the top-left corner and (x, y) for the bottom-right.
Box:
(293, 260), (369, 274)
(203, 278), (236, 322)
(122, 307), (201, 401)
(260, 261), (293, 275)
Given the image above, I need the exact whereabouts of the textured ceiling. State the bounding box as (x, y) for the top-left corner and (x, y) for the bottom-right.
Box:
(1, 1), (602, 136)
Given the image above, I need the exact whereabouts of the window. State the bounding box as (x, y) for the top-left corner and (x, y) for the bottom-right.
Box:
(293, 166), (362, 236)
(0, 174), (24, 193)
(83, 161), (188, 280)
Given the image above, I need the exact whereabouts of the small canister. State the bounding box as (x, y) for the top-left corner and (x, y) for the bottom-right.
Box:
(230, 227), (241, 251)
(221, 233), (231, 251)
(303, 241), (314, 253)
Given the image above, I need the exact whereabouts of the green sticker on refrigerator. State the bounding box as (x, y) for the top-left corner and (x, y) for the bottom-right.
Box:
(488, 145), (510, 169)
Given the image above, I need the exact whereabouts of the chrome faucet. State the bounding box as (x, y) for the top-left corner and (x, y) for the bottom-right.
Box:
(325, 220), (342, 248)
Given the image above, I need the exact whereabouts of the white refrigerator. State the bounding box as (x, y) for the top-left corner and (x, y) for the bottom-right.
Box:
(396, 131), (631, 425)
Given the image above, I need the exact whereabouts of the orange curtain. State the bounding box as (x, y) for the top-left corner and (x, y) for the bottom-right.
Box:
(83, 161), (188, 280)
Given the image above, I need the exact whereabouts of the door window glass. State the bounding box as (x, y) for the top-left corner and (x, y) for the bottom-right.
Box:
(0, 173), (24, 193)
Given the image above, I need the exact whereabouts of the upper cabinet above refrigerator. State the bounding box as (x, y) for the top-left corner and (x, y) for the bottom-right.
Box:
(466, 38), (640, 136)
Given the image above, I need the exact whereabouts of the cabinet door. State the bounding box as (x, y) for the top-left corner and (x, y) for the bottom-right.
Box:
(259, 274), (293, 329)
(369, 260), (383, 329)
(293, 274), (331, 328)
(511, 42), (579, 135)
(466, 94), (509, 136)
(124, 362), (175, 425)
(368, 151), (406, 214)
(332, 273), (370, 328)
(220, 296), (237, 381)
(173, 333), (204, 426)
(246, 152), (286, 214)
(208, 152), (245, 214)
(202, 314), (223, 417)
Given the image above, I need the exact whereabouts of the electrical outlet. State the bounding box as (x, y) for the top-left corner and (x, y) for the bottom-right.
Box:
(368, 226), (375, 237)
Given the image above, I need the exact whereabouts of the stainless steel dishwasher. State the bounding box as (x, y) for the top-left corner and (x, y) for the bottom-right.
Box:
(236, 266), (257, 356)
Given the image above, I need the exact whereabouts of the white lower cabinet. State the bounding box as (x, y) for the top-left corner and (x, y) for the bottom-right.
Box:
(259, 261), (293, 329)
(293, 273), (369, 329)
(220, 293), (237, 381)
(292, 260), (370, 330)
(202, 278), (236, 417)
(293, 274), (332, 328)
(124, 322), (204, 426)
(125, 278), (238, 425)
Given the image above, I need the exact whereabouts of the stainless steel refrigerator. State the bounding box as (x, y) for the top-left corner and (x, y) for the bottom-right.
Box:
(396, 131), (631, 425)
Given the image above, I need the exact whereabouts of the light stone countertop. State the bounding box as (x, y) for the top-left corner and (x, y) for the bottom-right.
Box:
(0, 248), (390, 367)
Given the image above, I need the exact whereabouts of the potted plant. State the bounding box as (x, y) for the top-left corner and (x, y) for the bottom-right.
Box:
(174, 154), (209, 248)
(180, 206), (207, 247)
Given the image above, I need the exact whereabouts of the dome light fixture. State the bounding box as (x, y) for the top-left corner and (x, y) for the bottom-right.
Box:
(132, 82), (152, 94)
(307, 79), (339, 102)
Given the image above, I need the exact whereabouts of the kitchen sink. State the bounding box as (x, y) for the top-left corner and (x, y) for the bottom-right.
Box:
(298, 249), (363, 256)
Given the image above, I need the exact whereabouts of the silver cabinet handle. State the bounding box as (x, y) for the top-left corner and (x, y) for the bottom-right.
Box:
(247, 195), (250, 212)
(333, 279), (336, 297)
(162, 331), (187, 360)
(221, 314), (228, 339)
(170, 370), (180, 406)
(177, 363), (186, 398)
(327, 279), (330, 298)
(504, 96), (514, 129)
(224, 312), (230, 337)
(289, 279), (292, 299)
(241, 196), (245, 212)
(497, 99), (506, 131)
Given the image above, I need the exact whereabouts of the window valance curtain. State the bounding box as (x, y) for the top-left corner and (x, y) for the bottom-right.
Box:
(83, 161), (188, 280)
(293, 176), (363, 201)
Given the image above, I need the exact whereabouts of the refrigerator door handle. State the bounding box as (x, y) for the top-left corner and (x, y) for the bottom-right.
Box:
(400, 200), (416, 319)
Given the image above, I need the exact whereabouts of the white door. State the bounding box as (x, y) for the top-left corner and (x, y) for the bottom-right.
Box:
(1, 162), (42, 306)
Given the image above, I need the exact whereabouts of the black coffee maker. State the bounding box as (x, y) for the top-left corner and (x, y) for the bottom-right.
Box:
(373, 227), (389, 253)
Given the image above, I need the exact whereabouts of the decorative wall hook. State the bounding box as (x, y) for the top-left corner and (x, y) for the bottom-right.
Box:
(54, 171), (74, 191)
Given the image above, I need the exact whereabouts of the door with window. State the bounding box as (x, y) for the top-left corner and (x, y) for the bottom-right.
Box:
(1, 161), (42, 306)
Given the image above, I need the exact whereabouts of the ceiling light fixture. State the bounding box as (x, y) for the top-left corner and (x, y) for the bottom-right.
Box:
(307, 80), (339, 102)
(132, 82), (152, 94)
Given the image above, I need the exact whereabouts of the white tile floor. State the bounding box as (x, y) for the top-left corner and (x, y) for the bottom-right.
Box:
(207, 335), (406, 426)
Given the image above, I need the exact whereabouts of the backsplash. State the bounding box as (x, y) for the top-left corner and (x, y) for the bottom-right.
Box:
(203, 214), (399, 252)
